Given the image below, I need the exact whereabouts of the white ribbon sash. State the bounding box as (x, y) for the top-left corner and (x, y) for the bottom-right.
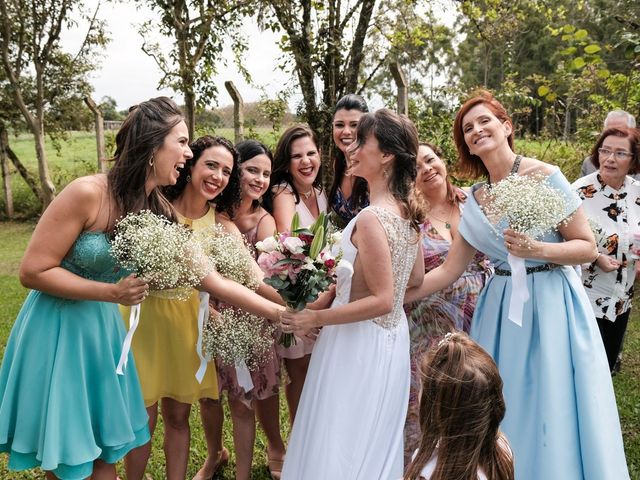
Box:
(194, 292), (210, 383)
(235, 359), (254, 392)
(116, 303), (141, 375)
(507, 253), (529, 327)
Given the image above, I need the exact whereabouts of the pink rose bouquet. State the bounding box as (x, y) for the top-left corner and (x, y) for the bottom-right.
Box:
(256, 212), (342, 347)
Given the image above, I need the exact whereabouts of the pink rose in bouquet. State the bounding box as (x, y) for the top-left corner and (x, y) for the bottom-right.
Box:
(256, 212), (342, 347)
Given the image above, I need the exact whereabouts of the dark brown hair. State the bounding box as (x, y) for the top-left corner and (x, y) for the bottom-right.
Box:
(419, 142), (461, 206)
(355, 109), (425, 233)
(263, 124), (323, 213)
(404, 332), (514, 480)
(164, 135), (241, 218)
(235, 139), (273, 211)
(329, 94), (369, 214)
(589, 127), (640, 175)
(107, 96), (183, 225)
(453, 90), (515, 180)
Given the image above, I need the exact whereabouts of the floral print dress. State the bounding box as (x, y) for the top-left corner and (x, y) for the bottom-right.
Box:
(403, 196), (492, 462)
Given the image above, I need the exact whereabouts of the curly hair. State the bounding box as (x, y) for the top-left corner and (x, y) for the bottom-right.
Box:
(355, 109), (425, 233)
(164, 135), (241, 218)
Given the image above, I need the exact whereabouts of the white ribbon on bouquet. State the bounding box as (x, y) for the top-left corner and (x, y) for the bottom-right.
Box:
(507, 253), (528, 327)
(116, 303), (141, 375)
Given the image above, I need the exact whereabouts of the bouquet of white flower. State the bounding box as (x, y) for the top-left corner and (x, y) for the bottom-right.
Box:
(202, 306), (275, 372)
(110, 210), (212, 374)
(484, 172), (574, 326)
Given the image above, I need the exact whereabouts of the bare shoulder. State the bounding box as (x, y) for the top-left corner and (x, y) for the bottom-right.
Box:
(519, 157), (556, 177)
(216, 214), (243, 237)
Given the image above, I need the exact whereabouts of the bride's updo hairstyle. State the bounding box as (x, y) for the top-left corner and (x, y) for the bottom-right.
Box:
(355, 108), (425, 233)
(453, 90), (515, 180)
(108, 96), (184, 223)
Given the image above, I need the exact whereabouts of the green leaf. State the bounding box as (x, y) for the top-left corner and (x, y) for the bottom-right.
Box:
(572, 57), (586, 69)
(546, 92), (558, 102)
(537, 85), (550, 97)
(309, 225), (325, 259)
(574, 29), (588, 40)
(563, 24), (576, 34)
(584, 44), (601, 54)
(596, 69), (610, 79)
(560, 46), (577, 56)
(290, 212), (300, 234)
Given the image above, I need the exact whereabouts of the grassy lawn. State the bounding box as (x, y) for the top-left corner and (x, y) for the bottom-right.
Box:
(0, 222), (639, 478)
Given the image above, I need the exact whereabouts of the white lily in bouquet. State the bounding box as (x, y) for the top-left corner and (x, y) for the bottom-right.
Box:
(256, 212), (343, 347)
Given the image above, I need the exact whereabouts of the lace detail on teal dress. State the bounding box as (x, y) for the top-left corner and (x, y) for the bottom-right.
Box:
(60, 231), (127, 283)
(365, 206), (419, 330)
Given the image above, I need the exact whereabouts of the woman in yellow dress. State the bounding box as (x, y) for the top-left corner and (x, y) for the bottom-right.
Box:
(123, 136), (281, 480)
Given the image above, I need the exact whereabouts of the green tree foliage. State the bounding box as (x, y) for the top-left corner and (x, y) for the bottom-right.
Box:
(0, 0), (107, 207)
(258, 0), (377, 166)
(139, 0), (253, 141)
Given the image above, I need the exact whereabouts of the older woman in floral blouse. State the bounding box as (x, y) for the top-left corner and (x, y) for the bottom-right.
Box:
(572, 126), (640, 372)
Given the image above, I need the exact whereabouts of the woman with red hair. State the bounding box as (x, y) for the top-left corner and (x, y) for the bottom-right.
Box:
(406, 91), (628, 479)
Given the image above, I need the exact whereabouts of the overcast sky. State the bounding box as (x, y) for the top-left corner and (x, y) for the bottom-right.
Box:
(60, 2), (297, 111)
(60, 2), (456, 112)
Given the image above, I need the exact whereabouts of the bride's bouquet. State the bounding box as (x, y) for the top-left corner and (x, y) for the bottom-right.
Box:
(484, 172), (574, 326)
(256, 212), (342, 347)
(110, 210), (213, 375)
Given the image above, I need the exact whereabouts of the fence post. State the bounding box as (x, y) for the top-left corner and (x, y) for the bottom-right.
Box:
(390, 62), (409, 116)
(84, 96), (106, 172)
(225, 81), (244, 143)
(0, 125), (13, 218)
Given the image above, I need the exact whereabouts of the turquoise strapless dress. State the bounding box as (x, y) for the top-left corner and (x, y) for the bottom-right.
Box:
(0, 232), (150, 479)
(459, 169), (629, 479)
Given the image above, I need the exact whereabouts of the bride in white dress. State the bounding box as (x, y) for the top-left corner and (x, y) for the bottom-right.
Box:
(279, 109), (425, 480)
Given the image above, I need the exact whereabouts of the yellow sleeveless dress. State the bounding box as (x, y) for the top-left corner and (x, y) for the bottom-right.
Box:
(121, 208), (218, 406)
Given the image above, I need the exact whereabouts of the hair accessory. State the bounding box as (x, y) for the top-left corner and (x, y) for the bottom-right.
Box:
(437, 332), (455, 348)
(186, 175), (191, 183)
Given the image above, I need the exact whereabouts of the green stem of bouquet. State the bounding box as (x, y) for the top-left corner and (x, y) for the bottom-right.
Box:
(279, 304), (301, 347)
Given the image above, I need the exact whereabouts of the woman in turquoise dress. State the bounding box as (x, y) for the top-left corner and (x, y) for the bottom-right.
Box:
(0, 97), (191, 479)
(406, 90), (629, 479)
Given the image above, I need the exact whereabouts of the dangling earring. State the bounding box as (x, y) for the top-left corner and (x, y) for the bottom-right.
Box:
(148, 156), (154, 167)
(383, 168), (389, 179)
(186, 175), (192, 183)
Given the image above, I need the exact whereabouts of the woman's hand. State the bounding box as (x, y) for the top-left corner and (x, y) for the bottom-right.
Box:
(112, 274), (149, 305)
(306, 285), (336, 310)
(596, 253), (621, 273)
(503, 229), (542, 258)
(280, 308), (320, 334)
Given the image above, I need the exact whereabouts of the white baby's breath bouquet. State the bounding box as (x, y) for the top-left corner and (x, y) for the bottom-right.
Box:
(110, 210), (212, 300)
(484, 172), (573, 328)
(485, 172), (573, 238)
(195, 223), (260, 291)
(203, 306), (275, 371)
(110, 210), (213, 376)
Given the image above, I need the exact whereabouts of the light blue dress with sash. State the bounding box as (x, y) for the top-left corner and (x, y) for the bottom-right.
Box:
(0, 232), (149, 479)
(459, 169), (629, 479)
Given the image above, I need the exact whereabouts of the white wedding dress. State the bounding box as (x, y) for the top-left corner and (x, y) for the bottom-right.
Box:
(281, 206), (419, 480)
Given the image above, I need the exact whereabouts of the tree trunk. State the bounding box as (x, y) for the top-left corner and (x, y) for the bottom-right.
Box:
(0, 125), (13, 218)
(33, 125), (56, 208)
(563, 98), (571, 142)
(84, 96), (106, 172)
(0, 123), (43, 205)
(184, 89), (196, 142)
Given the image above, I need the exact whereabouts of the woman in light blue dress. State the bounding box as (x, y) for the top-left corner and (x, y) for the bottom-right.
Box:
(406, 90), (629, 479)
